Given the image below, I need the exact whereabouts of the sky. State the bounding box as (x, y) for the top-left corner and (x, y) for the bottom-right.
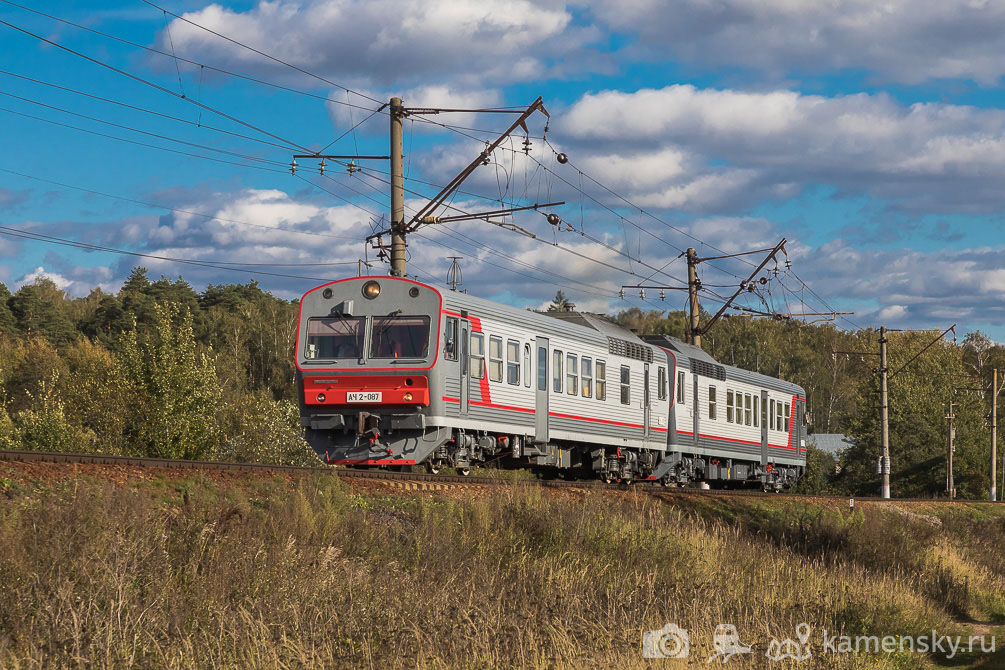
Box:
(3, 0), (1005, 339)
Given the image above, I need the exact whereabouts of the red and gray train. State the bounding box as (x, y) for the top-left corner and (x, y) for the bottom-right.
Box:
(295, 276), (806, 488)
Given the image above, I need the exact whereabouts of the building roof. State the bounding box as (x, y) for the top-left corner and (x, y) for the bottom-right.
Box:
(807, 433), (853, 456)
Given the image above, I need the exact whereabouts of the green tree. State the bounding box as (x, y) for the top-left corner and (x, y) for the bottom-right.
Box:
(219, 392), (315, 466)
(60, 338), (129, 454)
(119, 302), (222, 459)
(0, 281), (18, 338)
(9, 278), (76, 347)
(547, 290), (574, 312)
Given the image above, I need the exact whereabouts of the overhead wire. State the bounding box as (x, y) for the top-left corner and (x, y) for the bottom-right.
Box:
(0, 69), (297, 152)
(138, 0), (383, 106)
(0, 89), (291, 167)
(0, 225), (343, 281)
(0, 16), (313, 153)
(0, 167), (361, 243)
(0, 0), (384, 114)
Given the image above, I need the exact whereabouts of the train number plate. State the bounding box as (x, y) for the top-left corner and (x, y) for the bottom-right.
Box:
(346, 391), (381, 403)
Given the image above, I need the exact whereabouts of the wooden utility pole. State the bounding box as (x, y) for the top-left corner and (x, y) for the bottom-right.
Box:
(947, 400), (956, 499)
(879, 326), (891, 499)
(993, 369), (1002, 501)
(687, 248), (700, 347)
(389, 97), (406, 277)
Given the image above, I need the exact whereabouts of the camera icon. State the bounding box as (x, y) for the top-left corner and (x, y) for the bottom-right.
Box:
(642, 623), (690, 658)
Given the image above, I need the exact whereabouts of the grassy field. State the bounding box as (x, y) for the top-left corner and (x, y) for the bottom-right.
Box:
(2, 469), (1005, 669)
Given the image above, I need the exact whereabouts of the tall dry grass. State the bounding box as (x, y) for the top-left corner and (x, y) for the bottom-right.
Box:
(0, 475), (1000, 669)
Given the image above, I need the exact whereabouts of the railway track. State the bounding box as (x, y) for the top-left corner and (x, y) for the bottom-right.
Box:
(0, 449), (992, 504)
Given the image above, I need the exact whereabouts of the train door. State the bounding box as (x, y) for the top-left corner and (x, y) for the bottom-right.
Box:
(692, 374), (700, 449)
(535, 337), (549, 442)
(444, 316), (470, 417)
(760, 390), (769, 473)
(459, 319), (470, 416)
(643, 364), (651, 441)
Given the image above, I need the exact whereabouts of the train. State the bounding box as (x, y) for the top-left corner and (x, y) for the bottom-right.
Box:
(295, 275), (806, 489)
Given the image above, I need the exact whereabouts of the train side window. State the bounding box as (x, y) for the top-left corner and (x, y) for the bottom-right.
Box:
(753, 395), (759, 427)
(776, 400), (783, 431)
(708, 385), (717, 420)
(784, 403), (791, 432)
(769, 399), (775, 430)
(582, 357), (593, 398)
(537, 346), (548, 391)
(596, 360), (607, 401)
(445, 317), (458, 361)
(489, 336), (503, 383)
(506, 339), (520, 385)
(620, 366), (631, 405)
(553, 349), (563, 393)
(470, 333), (485, 380)
(523, 344), (531, 387)
(677, 371), (685, 404)
(745, 394), (752, 426)
(658, 367), (667, 401)
(726, 390), (734, 423)
(566, 354), (578, 396)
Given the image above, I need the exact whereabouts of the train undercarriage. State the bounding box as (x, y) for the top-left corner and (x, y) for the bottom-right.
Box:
(305, 411), (801, 491)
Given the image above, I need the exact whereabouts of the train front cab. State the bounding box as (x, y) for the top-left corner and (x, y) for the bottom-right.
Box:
(296, 277), (451, 466)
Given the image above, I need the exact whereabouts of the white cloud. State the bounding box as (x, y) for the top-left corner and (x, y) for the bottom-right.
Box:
(15, 266), (118, 298)
(160, 0), (594, 88)
(557, 84), (1005, 213)
(584, 0), (1005, 85)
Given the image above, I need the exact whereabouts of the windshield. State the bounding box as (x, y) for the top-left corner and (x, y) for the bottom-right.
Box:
(305, 317), (364, 359)
(370, 315), (430, 359)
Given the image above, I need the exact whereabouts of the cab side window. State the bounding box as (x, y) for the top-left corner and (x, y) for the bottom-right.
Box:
(445, 317), (458, 361)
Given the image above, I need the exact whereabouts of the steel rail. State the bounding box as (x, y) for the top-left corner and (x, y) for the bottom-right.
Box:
(0, 450), (994, 503)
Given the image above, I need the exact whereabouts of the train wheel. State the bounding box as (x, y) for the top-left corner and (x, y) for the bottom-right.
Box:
(601, 471), (613, 484)
(427, 460), (443, 475)
(459, 467), (471, 477)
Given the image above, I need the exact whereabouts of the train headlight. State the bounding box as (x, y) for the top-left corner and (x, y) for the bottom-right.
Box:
(317, 393), (326, 402)
(362, 281), (381, 299)
(403, 392), (413, 402)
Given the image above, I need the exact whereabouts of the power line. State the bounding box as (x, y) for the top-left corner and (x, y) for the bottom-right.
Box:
(0, 106), (288, 174)
(0, 16), (313, 153)
(0, 225), (341, 282)
(0, 89), (289, 167)
(0, 0), (383, 114)
(139, 0), (383, 106)
(0, 167), (360, 243)
(0, 69), (296, 152)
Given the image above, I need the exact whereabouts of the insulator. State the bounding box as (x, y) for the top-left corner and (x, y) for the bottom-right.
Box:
(319, 159), (327, 176)
(759, 277), (768, 285)
(640, 288), (645, 299)
(785, 259), (792, 270)
(747, 285), (755, 292)
(660, 289), (665, 301)
(546, 213), (560, 226)
(619, 288), (625, 299)
(556, 152), (568, 164)
(523, 137), (532, 154)
(290, 159), (298, 175)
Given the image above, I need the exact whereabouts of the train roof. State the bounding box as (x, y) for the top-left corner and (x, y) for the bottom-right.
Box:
(643, 334), (806, 397)
(432, 282), (803, 396)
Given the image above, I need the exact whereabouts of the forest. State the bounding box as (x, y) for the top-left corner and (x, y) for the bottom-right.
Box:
(0, 271), (1001, 498)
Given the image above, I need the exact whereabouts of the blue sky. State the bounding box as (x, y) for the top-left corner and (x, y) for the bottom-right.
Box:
(4, 0), (1005, 339)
